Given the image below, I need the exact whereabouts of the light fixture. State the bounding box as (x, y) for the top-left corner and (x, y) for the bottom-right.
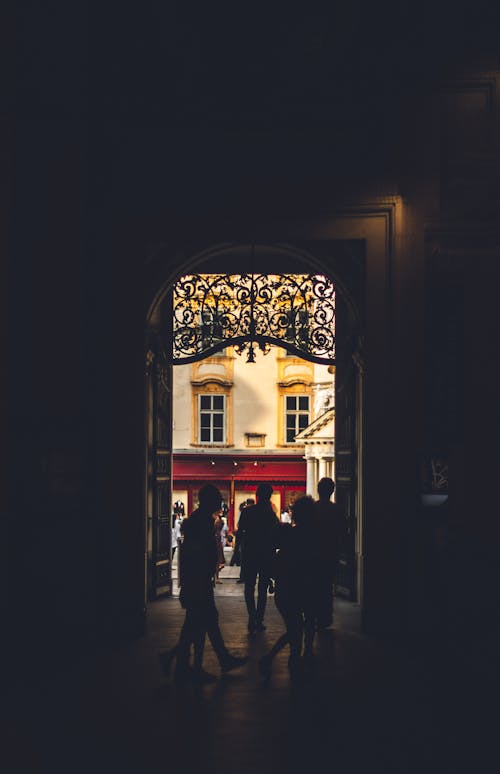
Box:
(233, 461), (238, 466)
(233, 244), (271, 363)
(253, 461), (258, 467)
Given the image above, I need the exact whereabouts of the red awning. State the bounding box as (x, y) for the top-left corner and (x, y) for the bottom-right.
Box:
(173, 454), (305, 482)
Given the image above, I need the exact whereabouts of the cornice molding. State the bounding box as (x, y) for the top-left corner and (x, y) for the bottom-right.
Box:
(277, 378), (314, 388)
(191, 377), (233, 388)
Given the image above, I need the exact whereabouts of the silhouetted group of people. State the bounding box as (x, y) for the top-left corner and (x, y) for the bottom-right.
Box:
(159, 477), (346, 684)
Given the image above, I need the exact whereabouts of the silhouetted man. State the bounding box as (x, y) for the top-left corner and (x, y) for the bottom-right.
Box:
(159, 484), (248, 683)
(260, 495), (319, 681)
(314, 477), (346, 629)
(238, 483), (279, 633)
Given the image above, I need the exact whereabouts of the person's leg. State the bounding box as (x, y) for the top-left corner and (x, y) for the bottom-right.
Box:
(268, 633), (289, 660)
(284, 610), (303, 660)
(258, 632), (289, 679)
(159, 643), (178, 676)
(182, 605), (218, 684)
(237, 545), (245, 581)
(174, 608), (196, 678)
(280, 605), (303, 679)
(303, 606), (316, 658)
(274, 594), (303, 677)
(256, 569), (270, 628)
(244, 565), (258, 630)
(315, 565), (333, 629)
(192, 627), (206, 671)
(204, 597), (227, 662)
(204, 596), (248, 672)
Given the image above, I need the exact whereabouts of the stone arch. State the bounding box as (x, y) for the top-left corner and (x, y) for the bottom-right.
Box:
(145, 240), (365, 602)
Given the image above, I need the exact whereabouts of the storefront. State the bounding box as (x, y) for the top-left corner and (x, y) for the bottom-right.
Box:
(172, 453), (306, 530)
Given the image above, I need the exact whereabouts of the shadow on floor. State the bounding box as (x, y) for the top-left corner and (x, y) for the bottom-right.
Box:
(5, 586), (498, 774)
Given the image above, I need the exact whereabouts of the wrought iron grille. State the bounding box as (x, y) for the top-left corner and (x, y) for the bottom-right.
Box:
(172, 273), (336, 364)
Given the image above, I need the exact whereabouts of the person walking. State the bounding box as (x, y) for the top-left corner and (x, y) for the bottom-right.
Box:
(159, 484), (248, 683)
(238, 483), (279, 633)
(171, 513), (183, 559)
(229, 525), (241, 567)
(213, 509), (226, 583)
(314, 477), (347, 630)
(233, 499), (253, 583)
(259, 496), (319, 681)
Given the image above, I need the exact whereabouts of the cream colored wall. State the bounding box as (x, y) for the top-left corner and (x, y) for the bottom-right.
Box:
(172, 363), (192, 448)
(172, 348), (334, 452)
(232, 348), (280, 448)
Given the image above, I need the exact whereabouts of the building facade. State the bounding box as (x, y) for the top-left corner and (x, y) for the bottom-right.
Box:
(172, 345), (335, 528)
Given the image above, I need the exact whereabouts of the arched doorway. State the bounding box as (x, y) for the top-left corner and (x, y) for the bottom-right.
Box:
(145, 243), (365, 608)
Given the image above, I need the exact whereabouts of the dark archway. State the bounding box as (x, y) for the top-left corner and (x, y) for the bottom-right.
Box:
(145, 242), (365, 605)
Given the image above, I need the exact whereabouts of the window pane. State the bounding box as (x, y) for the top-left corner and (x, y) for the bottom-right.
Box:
(286, 428), (296, 442)
(298, 414), (309, 429)
(213, 413), (223, 428)
(213, 429), (223, 442)
(200, 414), (210, 428)
(200, 395), (211, 410)
(200, 429), (210, 442)
(299, 396), (309, 411)
(213, 395), (224, 410)
(286, 396), (296, 410)
(286, 414), (296, 429)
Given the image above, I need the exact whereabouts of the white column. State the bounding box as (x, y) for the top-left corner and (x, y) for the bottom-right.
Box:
(323, 456), (334, 480)
(318, 457), (328, 481)
(306, 456), (316, 497)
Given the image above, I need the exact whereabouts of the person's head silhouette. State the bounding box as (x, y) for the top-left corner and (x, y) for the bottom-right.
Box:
(256, 482), (273, 502)
(198, 484), (222, 514)
(317, 477), (335, 501)
(291, 495), (315, 527)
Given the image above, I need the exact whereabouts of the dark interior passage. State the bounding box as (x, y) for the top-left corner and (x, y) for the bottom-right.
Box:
(5, 592), (496, 774)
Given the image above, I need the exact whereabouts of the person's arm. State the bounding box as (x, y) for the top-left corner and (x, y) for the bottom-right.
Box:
(237, 511), (248, 538)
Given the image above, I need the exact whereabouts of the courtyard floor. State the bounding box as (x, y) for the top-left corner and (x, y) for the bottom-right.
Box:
(4, 557), (497, 774)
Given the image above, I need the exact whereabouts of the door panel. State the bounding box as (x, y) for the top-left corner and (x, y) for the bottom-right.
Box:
(334, 294), (357, 600)
(148, 334), (173, 599)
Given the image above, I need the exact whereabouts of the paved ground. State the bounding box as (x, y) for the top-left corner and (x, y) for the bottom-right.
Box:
(4, 563), (498, 774)
(171, 546), (246, 594)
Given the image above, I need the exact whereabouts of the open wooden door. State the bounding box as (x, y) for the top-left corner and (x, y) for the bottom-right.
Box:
(334, 293), (358, 601)
(147, 332), (173, 599)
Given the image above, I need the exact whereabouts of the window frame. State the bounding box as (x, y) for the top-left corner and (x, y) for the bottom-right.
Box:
(284, 393), (310, 444)
(198, 393), (226, 444)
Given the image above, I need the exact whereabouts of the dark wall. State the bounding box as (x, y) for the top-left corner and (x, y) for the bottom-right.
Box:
(6, 2), (500, 657)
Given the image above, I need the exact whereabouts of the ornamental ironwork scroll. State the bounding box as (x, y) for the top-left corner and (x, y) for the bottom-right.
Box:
(172, 274), (335, 364)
